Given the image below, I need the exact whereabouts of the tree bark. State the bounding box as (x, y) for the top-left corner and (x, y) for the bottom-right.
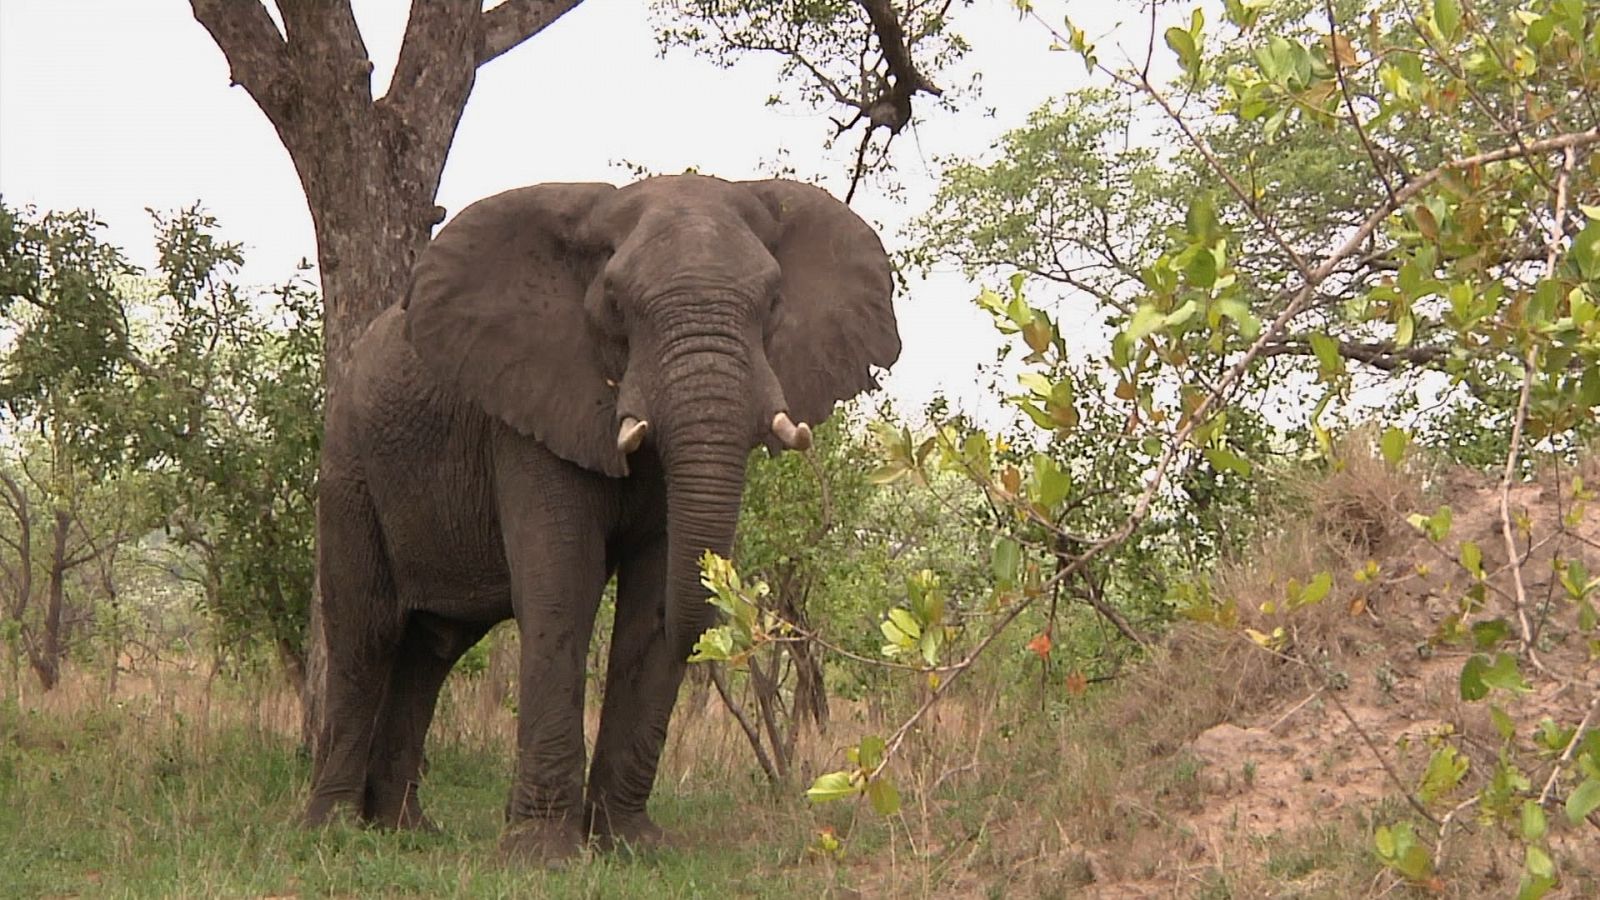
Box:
(28, 509), (71, 691)
(0, 471), (33, 626)
(188, 0), (587, 751)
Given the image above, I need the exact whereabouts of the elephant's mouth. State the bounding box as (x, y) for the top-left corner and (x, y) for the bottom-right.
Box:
(612, 410), (810, 460)
(610, 329), (812, 473)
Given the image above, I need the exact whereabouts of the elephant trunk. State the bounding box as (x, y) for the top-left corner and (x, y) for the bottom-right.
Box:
(651, 328), (755, 662)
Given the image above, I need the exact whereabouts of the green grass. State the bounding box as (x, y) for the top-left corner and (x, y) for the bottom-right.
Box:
(0, 698), (846, 899)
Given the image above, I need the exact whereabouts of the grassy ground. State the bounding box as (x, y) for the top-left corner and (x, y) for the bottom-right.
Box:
(0, 652), (1397, 900)
(4, 451), (1597, 897)
(0, 689), (846, 899)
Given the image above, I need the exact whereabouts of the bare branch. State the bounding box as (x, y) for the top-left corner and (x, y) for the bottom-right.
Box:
(1325, 0), (1398, 207)
(1257, 336), (1450, 372)
(1500, 144), (1577, 663)
(854, 0), (942, 134)
(479, 0), (585, 66)
(709, 664), (780, 784)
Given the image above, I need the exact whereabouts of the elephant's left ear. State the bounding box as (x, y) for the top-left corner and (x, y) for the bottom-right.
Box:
(402, 183), (627, 476)
(740, 180), (900, 429)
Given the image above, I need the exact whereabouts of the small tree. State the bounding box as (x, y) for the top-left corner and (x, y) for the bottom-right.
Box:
(2, 202), (321, 689)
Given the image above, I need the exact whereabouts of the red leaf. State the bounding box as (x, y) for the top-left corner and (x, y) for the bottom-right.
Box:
(1065, 670), (1088, 696)
(1026, 632), (1052, 659)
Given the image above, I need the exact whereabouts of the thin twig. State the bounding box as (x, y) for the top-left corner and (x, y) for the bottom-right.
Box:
(1433, 795), (1480, 868)
(1321, 674), (1441, 826)
(1538, 688), (1600, 807)
(1266, 687), (1325, 733)
(1501, 145), (1576, 662)
(1325, 0), (1398, 207)
(709, 663), (779, 784)
(869, 592), (1039, 781)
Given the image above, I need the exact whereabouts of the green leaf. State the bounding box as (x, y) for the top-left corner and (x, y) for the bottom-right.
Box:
(1525, 843), (1555, 880)
(687, 626), (736, 663)
(1394, 311), (1415, 347)
(868, 778), (901, 816)
(1128, 304), (1165, 342)
(1373, 823), (1397, 858)
(1435, 0), (1462, 40)
(1518, 852), (1557, 900)
(1309, 332), (1342, 378)
(1184, 244), (1217, 289)
(1558, 559), (1594, 600)
(887, 608), (922, 641)
(1380, 427), (1409, 467)
(1016, 401), (1056, 431)
(1301, 570), (1332, 607)
(1521, 800), (1548, 842)
(1186, 193), (1220, 244)
(1460, 540), (1483, 578)
(1481, 652), (1531, 693)
(1032, 453), (1072, 509)
(1373, 822), (1433, 880)
(961, 431), (991, 475)
(1202, 446), (1252, 477)
(1491, 705), (1517, 741)
(1471, 618), (1510, 650)
(1418, 746), (1469, 803)
(1573, 220), (1600, 280)
(1409, 506), (1454, 542)
(806, 771), (860, 804)
(857, 735), (886, 770)
(992, 537), (1021, 589)
(1460, 654), (1490, 701)
(1167, 297), (1200, 328)
(1017, 371), (1052, 396)
(1567, 777), (1600, 823)
(1165, 26), (1198, 76)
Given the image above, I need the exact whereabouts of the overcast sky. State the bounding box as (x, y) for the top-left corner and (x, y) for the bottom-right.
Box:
(0, 0), (1165, 420)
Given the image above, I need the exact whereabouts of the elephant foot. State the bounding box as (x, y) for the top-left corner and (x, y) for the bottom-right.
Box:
(587, 807), (667, 854)
(304, 789), (363, 829)
(498, 818), (587, 867)
(364, 782), (440, 833)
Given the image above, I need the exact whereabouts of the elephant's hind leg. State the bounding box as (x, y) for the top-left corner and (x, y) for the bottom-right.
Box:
(362, 614), (490, 830)
(304, 471), (403, 828)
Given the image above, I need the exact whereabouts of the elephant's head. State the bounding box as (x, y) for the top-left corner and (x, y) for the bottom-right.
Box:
(403, 175), (898, 658)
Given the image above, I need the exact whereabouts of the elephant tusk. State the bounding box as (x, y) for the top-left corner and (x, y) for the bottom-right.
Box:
(617, 417), (649, 454)
(771, 412), (812, 451)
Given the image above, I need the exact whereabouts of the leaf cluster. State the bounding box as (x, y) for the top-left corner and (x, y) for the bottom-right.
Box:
(1, 202), (322, 668)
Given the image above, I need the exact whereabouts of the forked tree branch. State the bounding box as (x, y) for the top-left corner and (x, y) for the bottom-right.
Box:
(855, 0), (942, 133)
(192, 0), (588, 161)
(189, 0), (295, 120)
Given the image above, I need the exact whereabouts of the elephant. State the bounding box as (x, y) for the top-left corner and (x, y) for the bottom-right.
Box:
(303, 174), (899, 863)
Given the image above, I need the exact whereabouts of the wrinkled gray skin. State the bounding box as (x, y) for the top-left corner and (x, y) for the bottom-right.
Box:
(303, 175), (898, 863)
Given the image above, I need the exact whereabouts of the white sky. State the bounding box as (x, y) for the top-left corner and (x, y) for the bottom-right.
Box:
(0, 0), (1167, 420)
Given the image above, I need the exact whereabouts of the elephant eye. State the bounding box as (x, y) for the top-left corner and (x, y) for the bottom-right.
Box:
(765, 289), (785, 331)
(760, 267), (782, 305)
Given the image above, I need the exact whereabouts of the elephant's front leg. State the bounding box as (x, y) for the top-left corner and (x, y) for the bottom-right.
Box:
(587, 532), (686, 850)
(496, 461), (610, 864)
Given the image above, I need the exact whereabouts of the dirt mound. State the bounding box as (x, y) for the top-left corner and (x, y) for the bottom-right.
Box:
(1171, 457), (1600, 896)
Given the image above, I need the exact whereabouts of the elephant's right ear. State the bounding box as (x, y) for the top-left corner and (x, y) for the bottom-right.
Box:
(403, 183), (627, 476)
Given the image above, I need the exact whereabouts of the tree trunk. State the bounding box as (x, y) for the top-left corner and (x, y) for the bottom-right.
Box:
(27, 509), (71, 691)
(190, 0), (588, 754)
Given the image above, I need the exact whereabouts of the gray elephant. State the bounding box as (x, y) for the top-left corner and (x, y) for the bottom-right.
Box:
(304, 174), (899, 863)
